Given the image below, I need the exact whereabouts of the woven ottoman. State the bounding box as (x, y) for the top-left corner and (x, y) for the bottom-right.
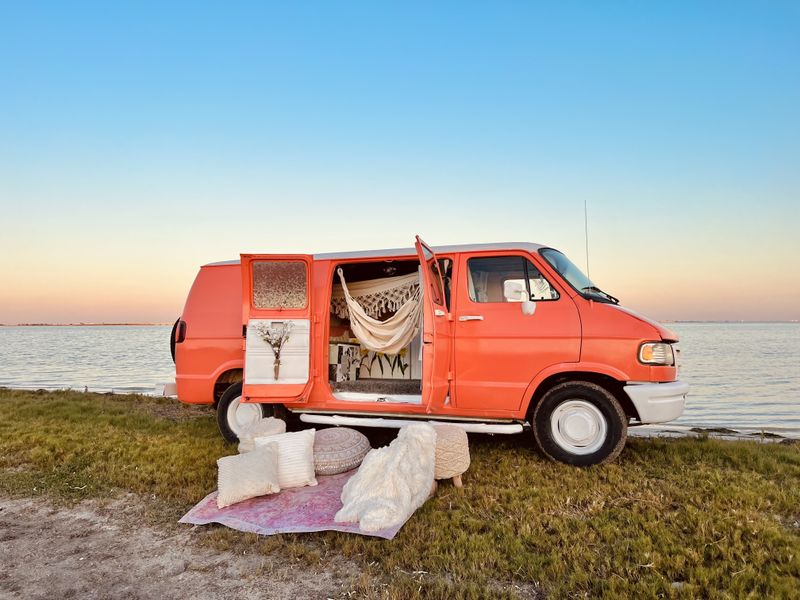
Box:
(313, 427), (371, 475)
(433, 424), (470, 488)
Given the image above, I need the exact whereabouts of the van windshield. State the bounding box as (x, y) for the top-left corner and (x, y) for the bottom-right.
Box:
(540, 248), (618, 304)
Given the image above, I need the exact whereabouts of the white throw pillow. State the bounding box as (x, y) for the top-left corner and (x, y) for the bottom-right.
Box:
(255, 429), (317, 489)
(216, 442), (280, 509)
(237, 417), (287, 454)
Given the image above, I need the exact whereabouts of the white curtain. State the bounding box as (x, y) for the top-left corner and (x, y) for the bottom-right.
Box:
(334, 268), (423, 355)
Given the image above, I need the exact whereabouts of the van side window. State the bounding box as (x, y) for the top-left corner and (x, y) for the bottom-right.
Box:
(252, 261), (307, 309)
(467, 256), (558, 303)
(439, 258), (453, 310)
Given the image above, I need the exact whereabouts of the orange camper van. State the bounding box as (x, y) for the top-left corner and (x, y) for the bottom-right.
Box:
(171, 236), (687, 465)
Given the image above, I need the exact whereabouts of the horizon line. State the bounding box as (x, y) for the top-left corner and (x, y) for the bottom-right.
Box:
(2, 320), (798, 327)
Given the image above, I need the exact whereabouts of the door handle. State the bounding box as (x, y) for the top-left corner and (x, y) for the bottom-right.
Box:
(434, 309), (446, 317)
(458, 315), (484, 322)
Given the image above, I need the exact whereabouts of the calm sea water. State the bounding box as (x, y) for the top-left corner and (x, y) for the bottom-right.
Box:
(0, 323), (798, 437)
(0, 326), (174, 395)
(668, 322), (800, 436)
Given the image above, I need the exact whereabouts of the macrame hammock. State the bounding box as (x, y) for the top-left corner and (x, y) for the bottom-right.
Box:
(332, 268), (422, 355)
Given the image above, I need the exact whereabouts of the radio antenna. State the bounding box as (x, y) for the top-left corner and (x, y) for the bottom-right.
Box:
(584, 199), (590, 279)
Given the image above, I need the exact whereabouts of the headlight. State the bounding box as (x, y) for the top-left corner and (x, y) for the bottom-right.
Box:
(639, 342), (675, 366)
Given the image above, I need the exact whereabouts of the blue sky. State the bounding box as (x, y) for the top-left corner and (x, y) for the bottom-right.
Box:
(0, 1), (798, 322)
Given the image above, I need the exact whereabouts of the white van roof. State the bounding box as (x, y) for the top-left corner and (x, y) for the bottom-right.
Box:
(204, 242), (547, 267)
(315, 242), (546, 260)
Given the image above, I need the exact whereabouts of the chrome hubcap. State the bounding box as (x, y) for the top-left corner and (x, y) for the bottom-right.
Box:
(550, 400), (607, 455)
(227, 395), (262, 436)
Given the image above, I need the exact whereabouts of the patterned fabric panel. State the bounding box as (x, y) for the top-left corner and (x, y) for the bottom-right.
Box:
(252, 261), (307, 309)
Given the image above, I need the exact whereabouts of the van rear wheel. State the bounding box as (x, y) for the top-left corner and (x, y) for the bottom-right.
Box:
(532, 382), (627, 466)
(216, 382), (273, 443)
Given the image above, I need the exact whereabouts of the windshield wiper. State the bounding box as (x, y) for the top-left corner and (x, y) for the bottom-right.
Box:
(581, 286), (619, 304)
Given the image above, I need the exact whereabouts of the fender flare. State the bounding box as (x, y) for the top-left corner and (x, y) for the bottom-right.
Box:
(209, 359), (245, 388)
(519, 362), (630, 417)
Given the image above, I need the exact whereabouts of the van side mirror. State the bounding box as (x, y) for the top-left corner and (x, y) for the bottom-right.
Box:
(503, 281), (528, 302)
(521, 300), (536, 316)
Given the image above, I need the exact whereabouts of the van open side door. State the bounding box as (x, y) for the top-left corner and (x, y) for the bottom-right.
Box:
(240, 254), (314, 405)
(414, 236), (453, 413)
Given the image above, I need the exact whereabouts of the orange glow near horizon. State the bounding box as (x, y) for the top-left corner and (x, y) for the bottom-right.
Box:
(2, 238), (798, 324)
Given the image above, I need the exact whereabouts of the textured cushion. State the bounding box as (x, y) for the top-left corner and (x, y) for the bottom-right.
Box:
(238, 417), (287, 454)
(433, 424), (470, 480)
(313, 427), (371, 475)
(255, 429), (317, 489)
(216, 443), (280, 509)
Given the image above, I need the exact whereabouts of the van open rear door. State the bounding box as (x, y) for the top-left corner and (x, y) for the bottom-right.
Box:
(414, 236), (453, 412)
(240, 254), (313, 405)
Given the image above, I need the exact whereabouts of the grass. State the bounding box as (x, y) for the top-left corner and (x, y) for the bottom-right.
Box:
(1, 388), (799, 598)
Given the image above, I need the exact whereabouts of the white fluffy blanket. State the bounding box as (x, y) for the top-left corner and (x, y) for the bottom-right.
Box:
(335, 424), (436, 532)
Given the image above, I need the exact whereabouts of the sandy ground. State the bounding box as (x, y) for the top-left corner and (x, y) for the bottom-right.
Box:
(0, 495), (354, 600)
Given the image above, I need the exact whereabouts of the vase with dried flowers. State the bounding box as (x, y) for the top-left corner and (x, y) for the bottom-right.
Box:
(254, 321), (293, 380)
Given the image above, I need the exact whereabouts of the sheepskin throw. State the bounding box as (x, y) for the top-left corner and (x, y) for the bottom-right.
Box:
(313, 427), (371, 475)
(237, 417), (287, 454)
(335, 423), (436, 532)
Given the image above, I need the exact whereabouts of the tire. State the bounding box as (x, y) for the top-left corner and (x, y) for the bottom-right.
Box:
(216, 382), (273, 443)
(532, 381), (627, 466)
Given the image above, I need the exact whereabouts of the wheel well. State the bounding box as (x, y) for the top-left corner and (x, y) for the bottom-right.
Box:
(213, 369), (243, 406)
(526, 372), (639, 421)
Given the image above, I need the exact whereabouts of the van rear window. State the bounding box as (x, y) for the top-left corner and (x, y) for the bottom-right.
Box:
(252, 261), (307, 309)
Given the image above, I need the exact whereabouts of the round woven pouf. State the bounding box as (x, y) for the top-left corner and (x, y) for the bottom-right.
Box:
(313, 427), (371, 475)
(433, 424), (470, 488)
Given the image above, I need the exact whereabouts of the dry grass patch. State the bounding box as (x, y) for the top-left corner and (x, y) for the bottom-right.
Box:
(1, 388), (799, 598)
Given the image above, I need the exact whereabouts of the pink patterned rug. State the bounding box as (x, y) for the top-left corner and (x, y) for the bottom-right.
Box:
(179, 470), (404, 540)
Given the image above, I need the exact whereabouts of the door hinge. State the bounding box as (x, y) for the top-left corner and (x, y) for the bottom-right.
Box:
(242, 325), (247, 338)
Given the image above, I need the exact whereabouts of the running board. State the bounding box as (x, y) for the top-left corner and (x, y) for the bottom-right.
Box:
(298, 413), (524, 434)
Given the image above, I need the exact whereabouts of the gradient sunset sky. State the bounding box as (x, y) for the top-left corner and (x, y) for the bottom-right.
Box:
(1, 2), (798, 324)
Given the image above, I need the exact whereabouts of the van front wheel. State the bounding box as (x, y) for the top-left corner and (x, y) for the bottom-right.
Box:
(216, 382), (272, 443)
(532, 382), (627, 466)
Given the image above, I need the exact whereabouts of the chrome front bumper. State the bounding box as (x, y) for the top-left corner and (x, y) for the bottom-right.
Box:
(624, 380), (688, 424)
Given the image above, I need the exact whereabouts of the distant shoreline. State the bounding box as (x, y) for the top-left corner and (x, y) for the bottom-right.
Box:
(661, 320), (799, 324)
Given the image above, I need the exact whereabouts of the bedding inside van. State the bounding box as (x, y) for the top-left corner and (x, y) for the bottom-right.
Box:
(328, 260), (423, 397)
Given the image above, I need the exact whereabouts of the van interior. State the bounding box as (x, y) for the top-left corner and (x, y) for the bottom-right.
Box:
(328, 259), (424, 404)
